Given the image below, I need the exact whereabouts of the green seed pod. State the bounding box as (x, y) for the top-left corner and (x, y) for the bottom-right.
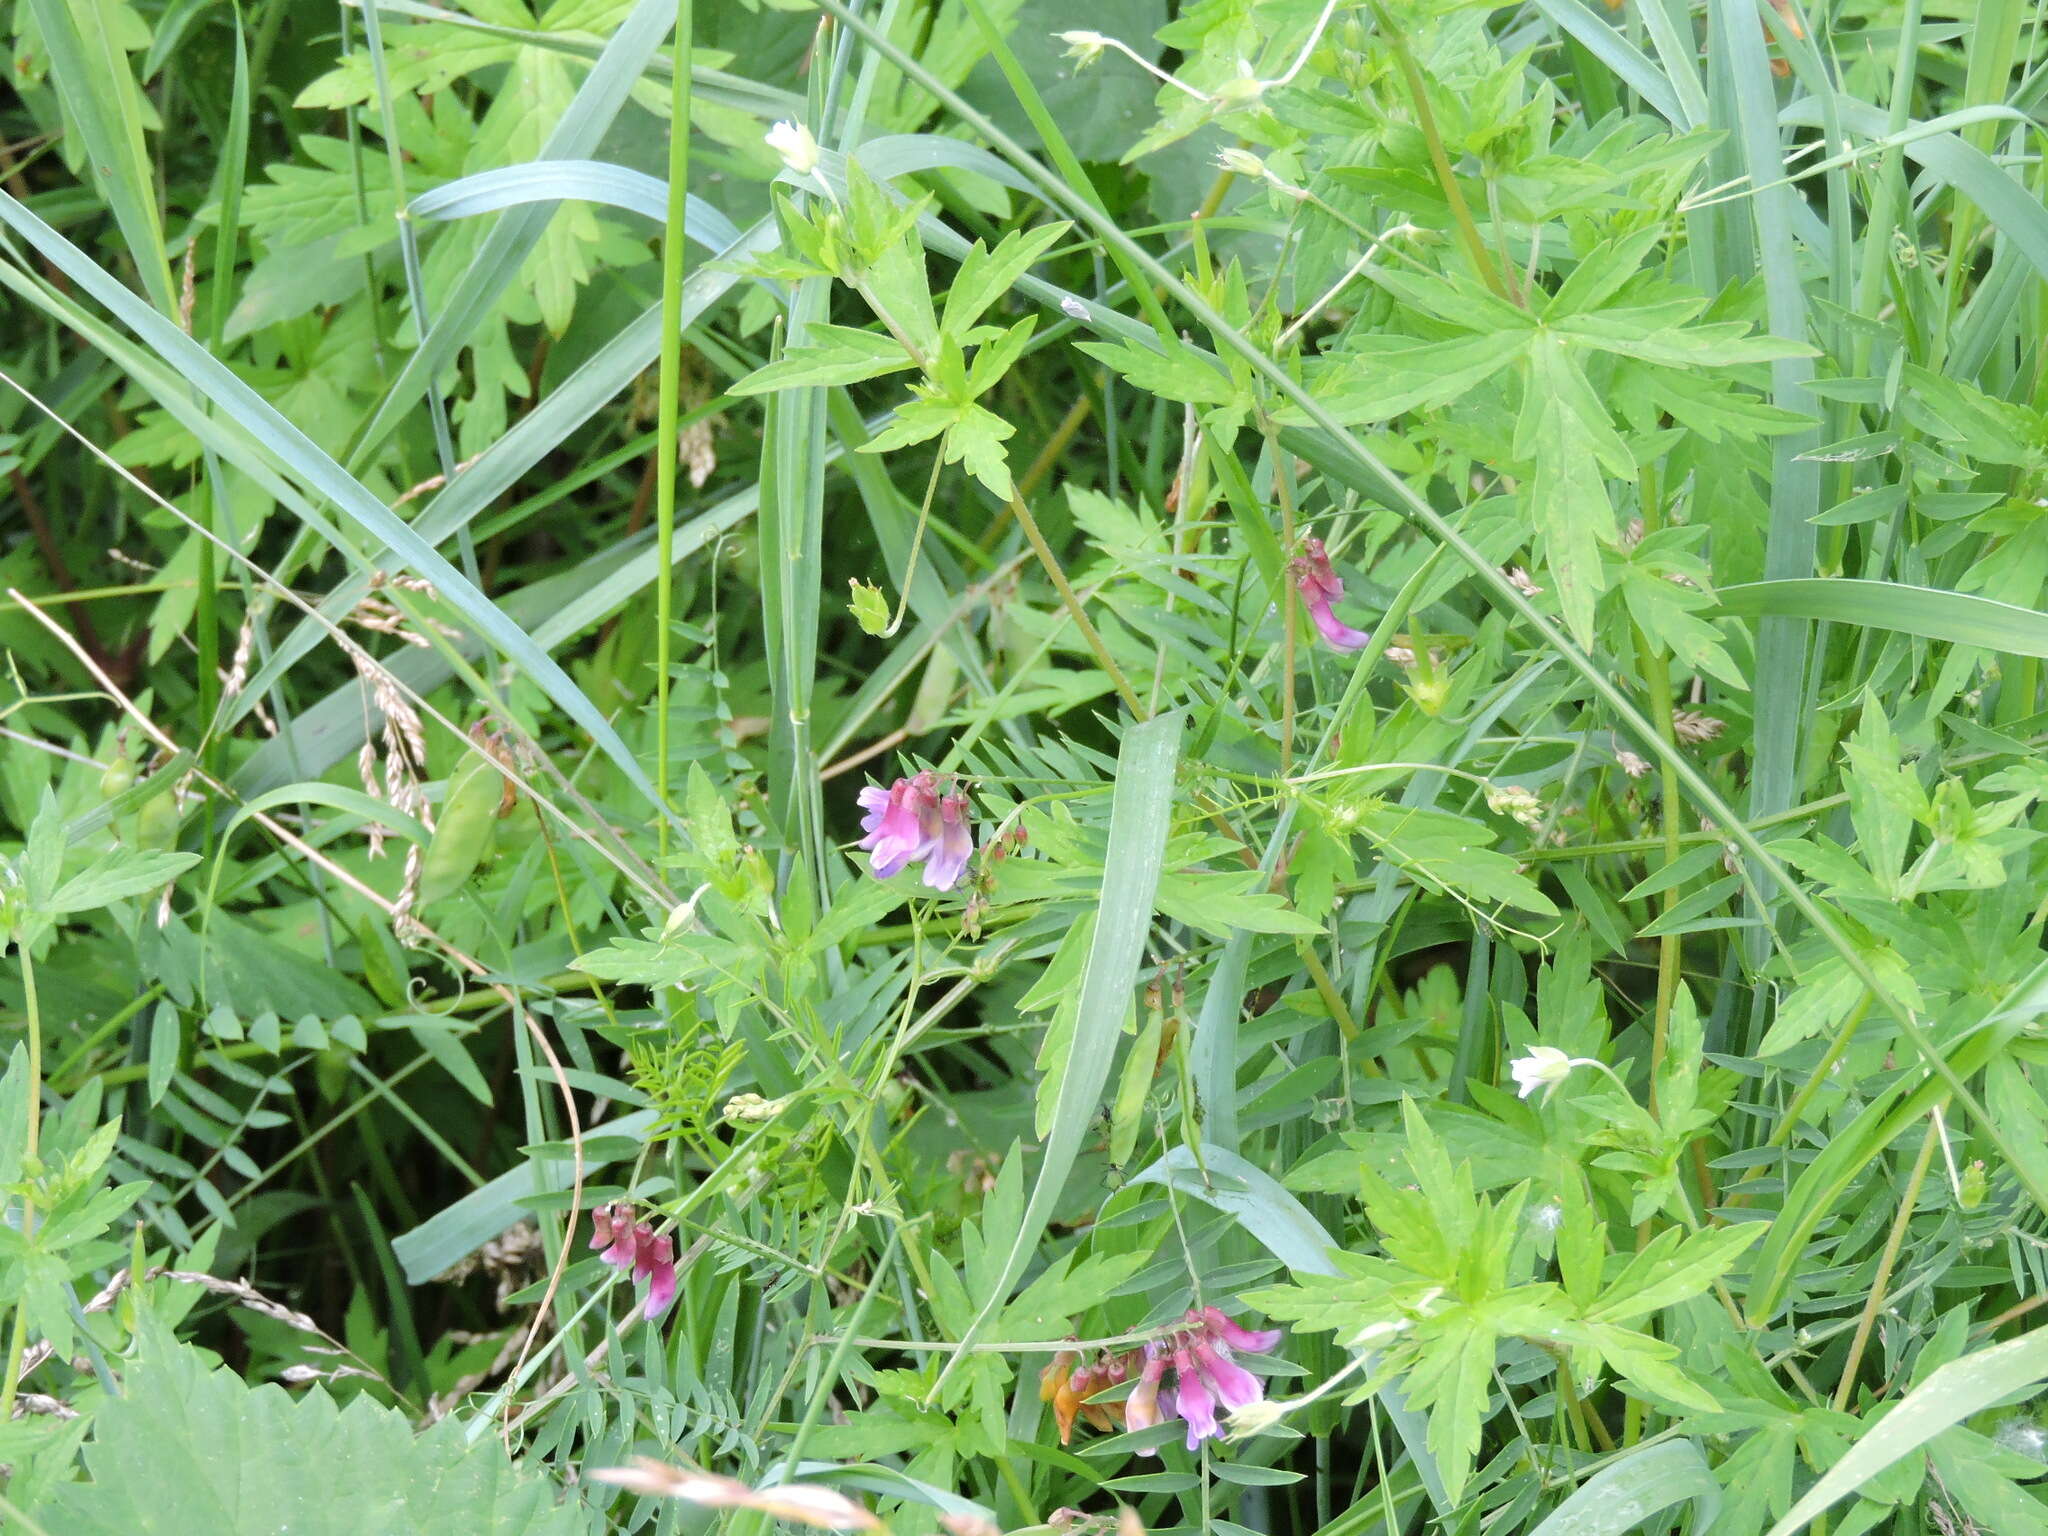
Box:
(133, 785), (181, 851)
(1108, 1001), (1167, 1172)
(100, 754), (137, 800)
(418, 755), (505, 907)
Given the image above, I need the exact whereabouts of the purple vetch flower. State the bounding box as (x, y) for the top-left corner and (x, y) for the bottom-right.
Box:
(1123, 1307), (1287, 1456)
(1290, 537), (1370, 652)
(589, 1201), (679, 1320)
(857, 771), (940, 878)
(1199, 1306), (1282, 1355)
(1124, 1346), (1168, 1432)
(1171, 1345), (1220, 1450)
(1190, 1339), (1265, 1412)
(923, 791), (975, 891)
(854, 770), (978, 891)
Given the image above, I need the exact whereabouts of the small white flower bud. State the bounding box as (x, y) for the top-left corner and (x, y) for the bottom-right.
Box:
(765, 120), (820, 177)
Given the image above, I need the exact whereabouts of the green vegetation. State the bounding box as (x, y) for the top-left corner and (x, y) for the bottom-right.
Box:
(7, 0), (2048, 1531)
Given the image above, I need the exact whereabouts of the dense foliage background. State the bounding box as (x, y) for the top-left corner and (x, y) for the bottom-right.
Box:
(8, 0), (2048, 1531)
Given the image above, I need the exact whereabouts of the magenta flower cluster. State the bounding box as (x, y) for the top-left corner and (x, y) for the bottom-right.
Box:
(1291, 536), (1370, 651)
(590, 1202), (678, 1320)
(1132, 1308), (1283, 1452)
(1043, 1307), (1284, 1454)
(856, 769), (974, 891)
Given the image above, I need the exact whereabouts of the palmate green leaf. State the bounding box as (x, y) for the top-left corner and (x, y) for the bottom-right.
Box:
(52, 1321), (590, 1535)
(1073, 335), (1238, 406)
(729, 324), (918, 393)
(1569, 1321), (1721, 1415)
(943, 403), (1017, 500)
(1302, 330), (1528, 424)
(1552, 309), (1812, 368)
(1619, 565), (1745, 691)
(1153, 869), (1320, 936)
(1519, 338), (1621, 647)
(941, 221), (1071, 337)
(1357, 802), (1558, 918)
(1587, 1222), (1761, 1326)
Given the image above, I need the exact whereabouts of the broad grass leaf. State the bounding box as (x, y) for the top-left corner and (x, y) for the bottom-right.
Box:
(1525, 1438), (1723, 1535)
(1764, 1325), (2048, 1536)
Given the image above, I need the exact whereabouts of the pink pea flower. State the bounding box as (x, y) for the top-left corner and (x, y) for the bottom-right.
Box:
(856, 771), (939, 878)
(923, 791), (974, 892)
(1291, 536), (1370, 651)
(1121, 1308), (1286, 1456)
(1124, 1346), (1168, 1433)
(1200, 1306), (1282, 1355)
(1171, 1345), (1220, 1450)
(1190, 1339), (1264, 1412)
(854, 770), (978, 891)
(589, 1201), (678, 1321)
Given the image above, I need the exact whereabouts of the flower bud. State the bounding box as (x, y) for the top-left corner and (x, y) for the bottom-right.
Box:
(765, 120), (820, 177)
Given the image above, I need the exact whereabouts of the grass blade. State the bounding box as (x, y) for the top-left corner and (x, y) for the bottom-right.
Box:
(930, 711), (1183, 1396)
(1764, 1324), (2048, 1536)
(1526, 1439), (1722, 1535)
(345, 0), (679, 466)
(1717, 578), (2048, 655)
(0, 189), (675, 826)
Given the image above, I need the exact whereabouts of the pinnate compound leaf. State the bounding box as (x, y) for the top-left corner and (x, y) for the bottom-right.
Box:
(1519, 339), (1619, 647)
(52, 1323), (590, 1535)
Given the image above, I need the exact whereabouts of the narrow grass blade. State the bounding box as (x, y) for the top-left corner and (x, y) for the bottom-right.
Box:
(24, 0), (175, 312)
(0, 190), (673, 824)
(1526, 1439), (1722, 1535)
(409, 162), (743, 251)
(1708, 0), (1819, 829)
(931, 712), (1183, 1395)
(391, 1109), (658, 1281)
(346, 0), (678, 466)
(1717, 578), (2048, 655)
(1524, 0), (1683, 125)
(1786, 99), (2048, 285)
(227, 217), (775, 732)
(1764, 1324), (2048, 1536)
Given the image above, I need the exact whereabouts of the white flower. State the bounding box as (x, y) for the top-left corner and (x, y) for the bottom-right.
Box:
(1510, 1045), (1586, 1100)
(1057, 29), (1108, 65)
(765, 120), (820, 177)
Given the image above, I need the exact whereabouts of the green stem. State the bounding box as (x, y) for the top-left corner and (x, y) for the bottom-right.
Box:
(653, 0), (695, 858)
(1632, 471), (1684, 1097)
(1832, 1117), (1939, 1411)
(1369, 1), (1512, 304)
(1271, 434), (1300, 779)
(1005, 488), (1146, 719)
(0, 942), (43, 1422)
